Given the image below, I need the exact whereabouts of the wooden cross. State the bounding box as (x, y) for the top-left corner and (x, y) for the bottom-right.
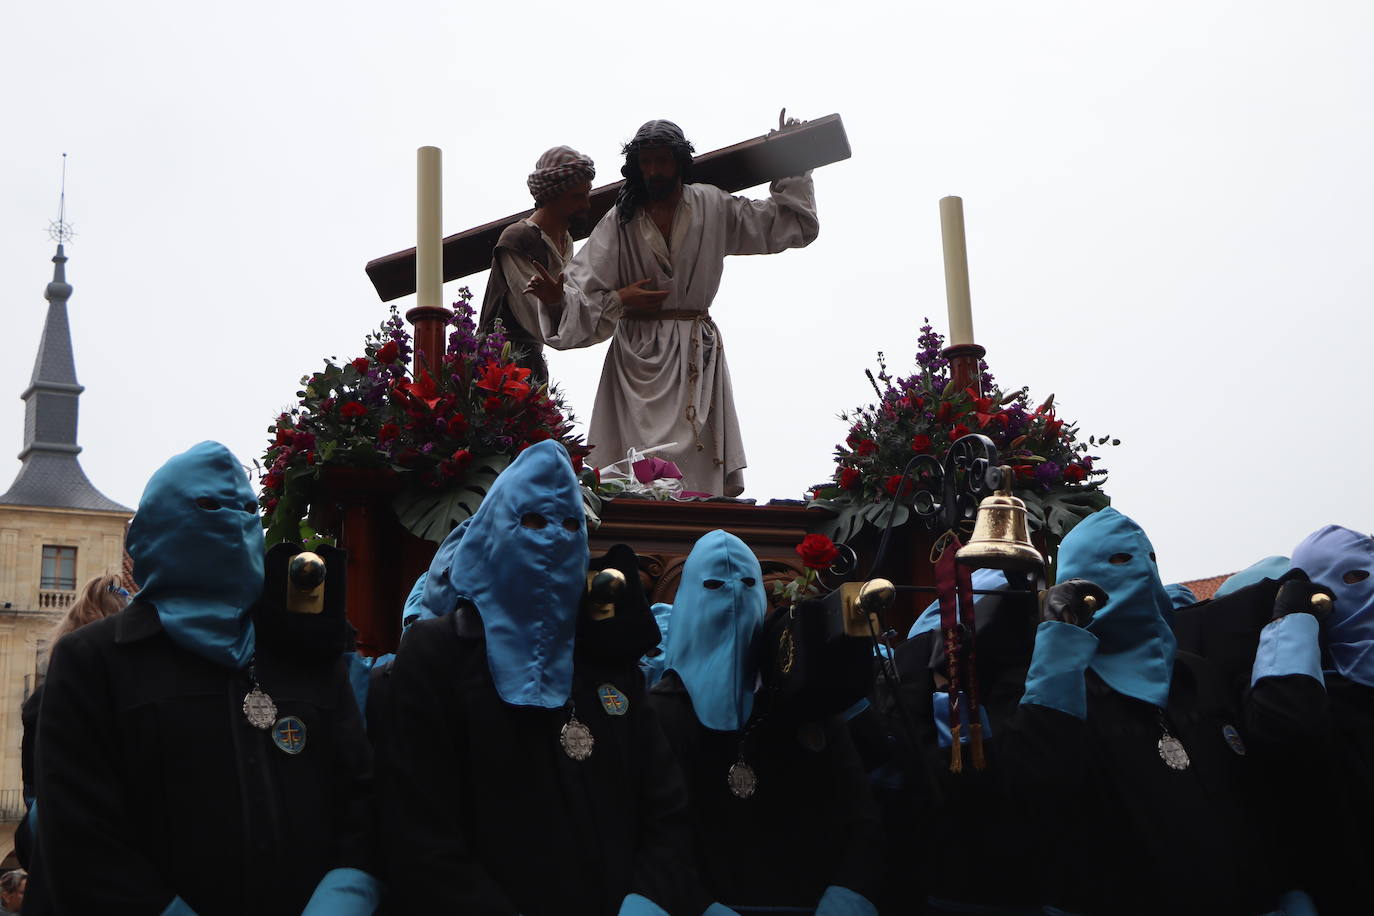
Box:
(364, 114), (852, 302)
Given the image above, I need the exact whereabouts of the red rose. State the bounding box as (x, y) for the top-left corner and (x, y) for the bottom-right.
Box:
(447, 414), (469, 437)
(1013, 464), (1034, 481)
(319, 398), (335, 413)
(796, 534), (840, 570)
(1063, 464), (1088, 484)
(935, 402), (954, 423)
(378, 423), (400, 442)
(845, 430), (862, 448)
(950, 424), (970, 440)
(856, 439), (878, 457)
(376, 340), (400, 363)
(884, 474), (914, 498)
(305, 451), (317, 466)
(839, 466), (861, 490)
(340, 401), (367, 419)
(911, 434), (932, 453)
(350, 357), (370, 373)
(262, 473), (282, 491)
(484, 396), (503, 413)
(451, 448), (472, 466)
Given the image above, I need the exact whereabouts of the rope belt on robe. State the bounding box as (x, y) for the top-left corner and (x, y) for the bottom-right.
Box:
(622, 309), (719, 462)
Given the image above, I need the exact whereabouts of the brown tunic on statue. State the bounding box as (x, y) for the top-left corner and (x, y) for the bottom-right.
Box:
(480, 221), (557, 385)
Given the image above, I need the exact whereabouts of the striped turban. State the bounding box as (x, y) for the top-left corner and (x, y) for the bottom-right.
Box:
(527, 146), (596, 204)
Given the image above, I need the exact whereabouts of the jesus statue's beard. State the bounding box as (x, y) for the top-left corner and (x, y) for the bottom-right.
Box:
(645, 177), (679, 201)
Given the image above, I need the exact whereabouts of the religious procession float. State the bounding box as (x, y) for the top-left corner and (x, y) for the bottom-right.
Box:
(255, 114), (1114, 669)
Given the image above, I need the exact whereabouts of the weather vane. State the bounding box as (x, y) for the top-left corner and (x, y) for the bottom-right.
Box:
(47, 153), (75, 244)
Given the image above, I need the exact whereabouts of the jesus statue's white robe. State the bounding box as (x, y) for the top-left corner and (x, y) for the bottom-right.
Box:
(564, 175), (818, 496)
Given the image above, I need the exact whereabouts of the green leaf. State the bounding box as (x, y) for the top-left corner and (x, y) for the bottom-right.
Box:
(391, 453), (512, 543)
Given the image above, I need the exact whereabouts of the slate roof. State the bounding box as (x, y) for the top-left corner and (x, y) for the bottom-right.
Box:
(0, 244), (131, 514)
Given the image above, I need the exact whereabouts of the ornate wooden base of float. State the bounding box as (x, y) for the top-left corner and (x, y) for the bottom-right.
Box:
(323, 484), (942, 657)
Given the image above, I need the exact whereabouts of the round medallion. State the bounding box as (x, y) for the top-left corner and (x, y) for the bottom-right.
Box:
(1222, 724), (1246, 756)
(777, 627), (796, 675)
(272, 716), (307, 755)
(242, 687), (278, 730)
(597, 683), (629, 717)
(1157, 734), (1191, 770)
(727, 760), (758, 799)
(560, 715), (595, 761)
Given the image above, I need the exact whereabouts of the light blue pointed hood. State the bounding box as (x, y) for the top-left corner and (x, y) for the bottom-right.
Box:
(1214, 555), (1291, 598)
(908, 568), (1009, 638)
(1163, 583), (1198, 610)
(1292, 525), (1374, 688)
(662, 530), (767, 732)
(127, 441), (262, 669)
(420, 440), (588, 708)
(641, 601), (673, 688)
(1057, 508), (1176, 707)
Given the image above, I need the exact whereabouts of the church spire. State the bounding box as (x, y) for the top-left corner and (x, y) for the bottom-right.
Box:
(0, 160), (130, 513)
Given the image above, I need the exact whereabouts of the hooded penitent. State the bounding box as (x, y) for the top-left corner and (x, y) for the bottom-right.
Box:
(1292, 524), (1374, 687)
(126, 441), (264, 669)
(1214, 555), (1291, 598)
(662, 529), (767, 732)
(1057, 508), (1176, 707)
(420, 440), (588, 708)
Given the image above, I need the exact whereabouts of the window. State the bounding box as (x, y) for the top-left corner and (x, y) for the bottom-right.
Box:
(41, 545), (77, 590)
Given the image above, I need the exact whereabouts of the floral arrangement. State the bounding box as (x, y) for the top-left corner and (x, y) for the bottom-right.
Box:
(259, 289), (589, 545)
(809, 320), (1113, 552)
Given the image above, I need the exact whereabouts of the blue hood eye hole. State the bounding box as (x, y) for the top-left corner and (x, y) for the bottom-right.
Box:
(195, 497), (222, 511)
(1344, 569), (1370, 585)
(703, 579), (724, 590)
(1108, 552), (1131, 565)
(243, 501), (258, 514)
(1149, 552), (1157, 564)
(741, 577), (756, 588)
(561, 517), (580, 532)
(521, 513), (548, 530)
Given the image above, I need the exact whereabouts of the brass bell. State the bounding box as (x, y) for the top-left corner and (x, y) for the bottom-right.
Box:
(957, 467), (1044, 572)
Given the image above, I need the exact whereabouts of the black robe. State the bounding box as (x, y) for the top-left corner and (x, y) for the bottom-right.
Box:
(1245, 670), (1374, 914)
(29, 597), (373, 915)
(886, 611), (1044, 914)
(999, 652), (1283, 915)
(375, 608), (704, 915)
(649, 672), (884, 911)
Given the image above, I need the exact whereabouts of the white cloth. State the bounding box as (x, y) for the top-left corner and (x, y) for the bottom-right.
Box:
(496, 219), (622, 350)
(566, 175), (818, 496)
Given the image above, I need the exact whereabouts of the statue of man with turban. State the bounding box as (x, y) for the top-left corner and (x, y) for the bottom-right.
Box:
(480, 146), (667, 385)
(564, 119), (820, 496)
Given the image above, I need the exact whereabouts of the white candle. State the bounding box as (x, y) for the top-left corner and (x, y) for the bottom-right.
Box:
(939, 196), (975, 346)
(416, 146), (443, 309)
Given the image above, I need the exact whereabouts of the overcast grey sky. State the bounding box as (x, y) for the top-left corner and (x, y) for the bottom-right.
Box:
(3, 1), (1370, 584)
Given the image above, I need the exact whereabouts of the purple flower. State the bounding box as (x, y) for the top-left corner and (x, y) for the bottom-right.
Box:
(1035, 462), (1061, 487)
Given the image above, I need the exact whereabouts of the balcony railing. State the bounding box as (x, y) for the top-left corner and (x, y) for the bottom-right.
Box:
(0, 789), (27, 821)
(37, 590), (76, 610)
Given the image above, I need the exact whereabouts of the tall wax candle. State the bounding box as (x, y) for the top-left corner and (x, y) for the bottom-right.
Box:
(939, 196), (975, 347)
(416, 146), (443, 310)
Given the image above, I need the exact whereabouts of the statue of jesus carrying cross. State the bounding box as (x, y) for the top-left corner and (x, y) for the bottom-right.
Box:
(531, 117), (821, 497)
